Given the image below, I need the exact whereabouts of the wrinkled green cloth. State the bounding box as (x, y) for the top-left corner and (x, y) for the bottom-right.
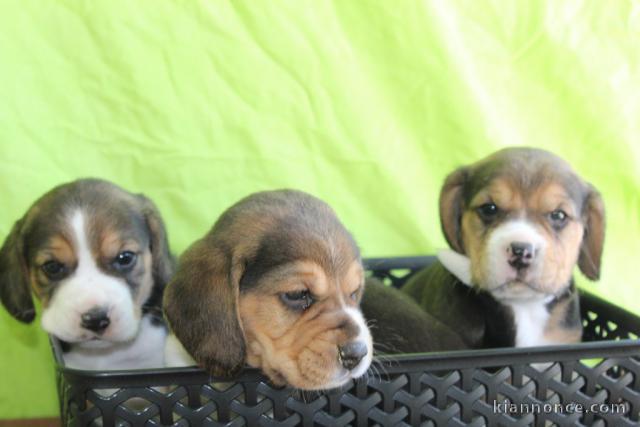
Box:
(1, 1), (638, 418)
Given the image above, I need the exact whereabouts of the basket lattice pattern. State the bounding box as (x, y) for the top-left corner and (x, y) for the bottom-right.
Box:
(56, 257), (640, 426)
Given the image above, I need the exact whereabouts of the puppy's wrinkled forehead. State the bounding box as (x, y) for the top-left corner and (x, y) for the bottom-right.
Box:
(463, 148), (587, 208)
(21, 180), (150, 260)
(239, 213), (360, 291)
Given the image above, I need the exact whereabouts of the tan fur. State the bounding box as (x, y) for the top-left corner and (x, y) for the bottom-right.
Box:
(578, 188), (605, 280)
(32, 235), (75, 305)
(474, 178), (523, 211)
(94, 228), (154, 307)
(239, 259), (362, 388)
(461, 178), (587, 294)
(98, 230), (138, 259)
(164, 190), (368, 390)
(136, 251), (154, 307)
(463, 179), (522, 286)
(544, 298), (582, 344)
(34, 235), (76, 268)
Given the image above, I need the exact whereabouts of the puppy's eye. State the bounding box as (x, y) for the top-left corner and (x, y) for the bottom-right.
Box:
(41, 261), (67, 281)
(281, 290), (314, 311)
(350, 288), (361, 301)
(549, 209), (568, 228)
(477, 203), (499, 221)
(113, 251), (137, 271)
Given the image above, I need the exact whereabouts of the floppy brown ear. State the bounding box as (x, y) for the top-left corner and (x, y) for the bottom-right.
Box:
(138, 195), (175, 287)
(578, 186), (605, 280)
(0, 219), (35, 323)
(163, 240), (246, 377)
(439, 167), (468, 254)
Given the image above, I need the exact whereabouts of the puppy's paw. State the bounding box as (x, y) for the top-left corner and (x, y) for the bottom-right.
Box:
(437, 249), (472, 286)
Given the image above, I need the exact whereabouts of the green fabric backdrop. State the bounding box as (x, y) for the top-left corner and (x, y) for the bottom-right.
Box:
(1, 0), (639, 419)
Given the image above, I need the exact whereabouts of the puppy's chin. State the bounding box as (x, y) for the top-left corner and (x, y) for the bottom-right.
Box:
(73, 338), (123, 349)
(260, 362), (360, 391)
(247, 345), (370, 391)
(487, 280), (551, 302)
(316, 368), (354, 390)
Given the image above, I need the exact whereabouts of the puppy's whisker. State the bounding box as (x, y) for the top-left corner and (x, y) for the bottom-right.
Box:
(388, 332), (407, 345)
(367, 364), (376, 379)
(372, 339), (392, 349)
(372, 339), (402, 355)
(294, 389), (307, 404)
(368, 361), (385, 381)
(369, 357), (390, 380)
(372, 342), (393, 350)
(376, 355), (398, 376)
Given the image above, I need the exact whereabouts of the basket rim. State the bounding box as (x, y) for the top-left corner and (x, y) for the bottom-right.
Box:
(52, 337), (640, 379)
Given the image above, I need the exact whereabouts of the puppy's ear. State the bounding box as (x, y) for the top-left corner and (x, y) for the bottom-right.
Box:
(0, 219), (35, 323)
(578, 186), (605, 280)
(163, 241), (246, 377)
(138, 195), (175, 289)
(439, 167), (468, 254)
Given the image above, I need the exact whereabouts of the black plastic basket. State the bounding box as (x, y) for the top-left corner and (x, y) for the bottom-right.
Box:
(53, 256), (640, 426)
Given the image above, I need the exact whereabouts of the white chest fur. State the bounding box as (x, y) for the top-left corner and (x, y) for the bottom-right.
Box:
(505, 298), (553, 347)
(63, 316), (167, 370)
(438, 249), (558, 348)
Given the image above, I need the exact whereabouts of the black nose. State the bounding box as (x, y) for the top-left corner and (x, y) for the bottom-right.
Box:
(508, 241), (535, 269)
(80, 307), (110, 333)
(338, 341), (368, 370)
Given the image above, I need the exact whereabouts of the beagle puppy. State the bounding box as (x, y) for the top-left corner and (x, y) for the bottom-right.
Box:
(403, 147), (605, 349)
(163, 189), (373, 390)
(0, 179), (174, 370)
(360, 277), (467, 354)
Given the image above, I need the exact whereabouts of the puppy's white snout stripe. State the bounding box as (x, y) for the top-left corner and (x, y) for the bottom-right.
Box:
(343, 307), (373, 379)
(491, 221), (545, 255)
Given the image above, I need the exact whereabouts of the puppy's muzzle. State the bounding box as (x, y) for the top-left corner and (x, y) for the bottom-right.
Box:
(80, 306), (111, 334)
(508, 241), (536, 270)
(338, 341), (368, 370)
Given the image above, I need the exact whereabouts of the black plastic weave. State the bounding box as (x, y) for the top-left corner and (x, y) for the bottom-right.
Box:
(54, 256), (640, 426)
